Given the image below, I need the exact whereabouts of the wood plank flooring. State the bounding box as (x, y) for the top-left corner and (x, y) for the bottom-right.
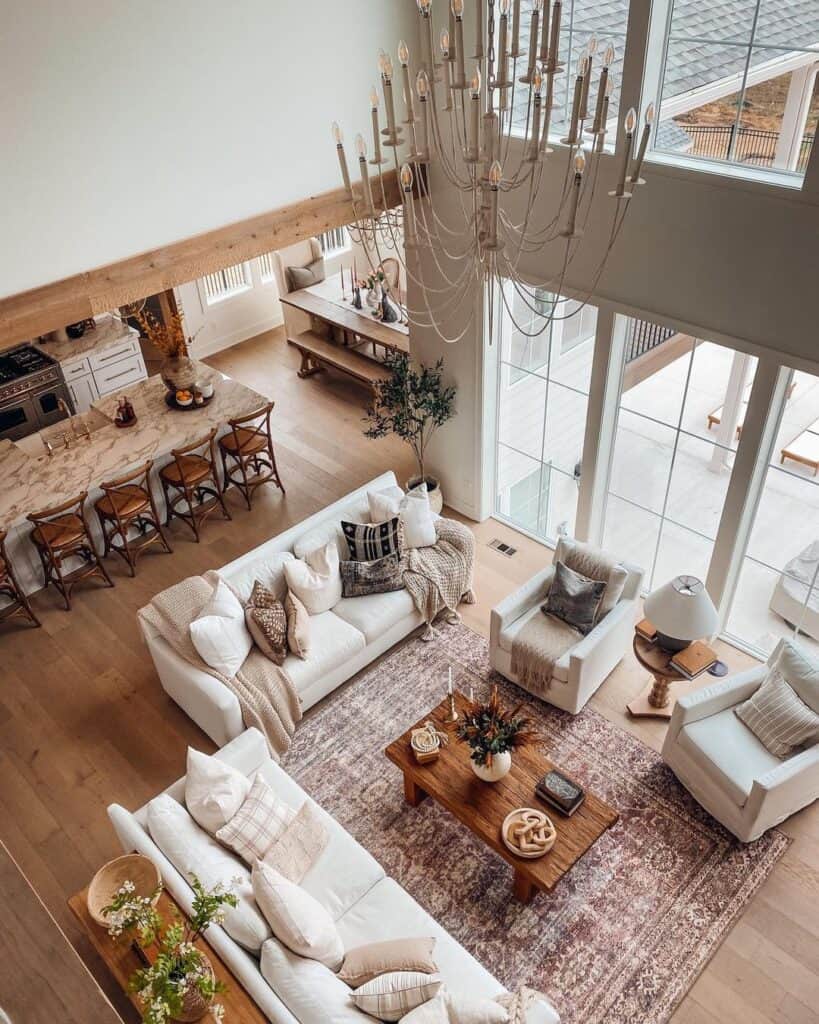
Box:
(0, 325), (815, 1024)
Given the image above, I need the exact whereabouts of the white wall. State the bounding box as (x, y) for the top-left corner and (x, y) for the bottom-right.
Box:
(0, 0), (418, 299)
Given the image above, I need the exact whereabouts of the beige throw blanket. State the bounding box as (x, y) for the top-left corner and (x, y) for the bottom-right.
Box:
(510, 608), (580, 696)
(403, 518), (476, 638)
(141, 570), (302, 758)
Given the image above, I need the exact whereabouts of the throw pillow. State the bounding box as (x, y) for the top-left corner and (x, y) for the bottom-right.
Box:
(342, 517), (402, 561)
(284, 589), (310, 659)
(352, 971), (442, 1021)
(339, 937), (437, 987)
(287, 257), (326, 291)
(776, 639), (819, 714)
(401, 484), (437, 549)
(184, 747), (251, 835)
(244, 580), (288, 665)
(543, 560), (606, 636)
(262, 800), (329, 884)
(340, 553), (404, 598)
(368, 485), (405, 522)
(189, 579), (253, 678)
(556, 537), (627, 622)
(400, 991), (510, 1024)
(251, 860), (344, 970)
(284, 542), (342, 615)
(216, 773), (296, 863)
(735, 668), (819, 758)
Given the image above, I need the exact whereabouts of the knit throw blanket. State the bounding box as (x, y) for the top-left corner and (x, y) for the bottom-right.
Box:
(510, 608), (580, 695)
(140, 570), (302, 758)
(402, 518), (476, 638)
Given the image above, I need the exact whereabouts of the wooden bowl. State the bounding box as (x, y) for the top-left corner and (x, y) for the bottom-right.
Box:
(501, 807), (557, 859)
(87, 854), (162, 927)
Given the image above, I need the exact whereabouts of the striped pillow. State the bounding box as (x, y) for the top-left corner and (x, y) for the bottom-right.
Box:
(342, 517), (401, 561)
(216, 773), (296, 863)
(735, 668), (819, 758)
(352, 971), (442, 1021)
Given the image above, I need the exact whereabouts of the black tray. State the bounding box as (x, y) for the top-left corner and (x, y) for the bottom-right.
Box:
(164, 391), (214, 412)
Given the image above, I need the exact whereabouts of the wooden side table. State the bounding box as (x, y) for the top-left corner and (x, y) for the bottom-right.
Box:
(627, 633), (707, 719)
(69, 885), (266, 1024)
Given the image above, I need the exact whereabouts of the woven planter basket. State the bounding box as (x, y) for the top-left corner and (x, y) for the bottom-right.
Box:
(87, 854), (162, 927)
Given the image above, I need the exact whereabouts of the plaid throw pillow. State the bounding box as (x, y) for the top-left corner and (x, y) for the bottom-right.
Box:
(342, 517), (401, 561)
(216, 773), (295, 864)
(340, 553), (404, 598)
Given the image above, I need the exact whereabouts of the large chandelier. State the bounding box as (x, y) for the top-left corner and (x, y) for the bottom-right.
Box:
(331, 0), (653, 343)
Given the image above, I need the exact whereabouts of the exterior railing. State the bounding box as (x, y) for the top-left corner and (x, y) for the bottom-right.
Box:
(626, 319), (677, 363)
(680, 123), (814, 172)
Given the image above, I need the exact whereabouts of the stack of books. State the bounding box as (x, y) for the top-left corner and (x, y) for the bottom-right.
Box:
(535, 768), (585, 817)
(670, 641), (717, 679)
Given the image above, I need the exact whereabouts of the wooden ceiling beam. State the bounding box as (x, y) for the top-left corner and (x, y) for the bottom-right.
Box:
(0, 172), (401, 351)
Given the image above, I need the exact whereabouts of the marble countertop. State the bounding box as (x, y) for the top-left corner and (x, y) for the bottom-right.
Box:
(0, 362), (267, 532)
(36, 314), (138, 364)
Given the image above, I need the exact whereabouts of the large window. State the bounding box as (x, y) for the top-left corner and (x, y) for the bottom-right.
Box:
(652, 0), (819, 181)
(495, 286), (596, 543)
(201, 262), (251, 304)
(601, 322), (758, 591)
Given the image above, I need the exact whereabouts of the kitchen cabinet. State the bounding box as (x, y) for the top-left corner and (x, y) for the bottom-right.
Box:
(59, 329), (147, 413)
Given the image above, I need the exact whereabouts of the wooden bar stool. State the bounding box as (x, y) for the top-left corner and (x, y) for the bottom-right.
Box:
(159, 428), (232, 541)
(27, 492), (114, 610)
(218, 402), (286, 510)
(0, 529), (40, 628)
(95, 460), (173, 576)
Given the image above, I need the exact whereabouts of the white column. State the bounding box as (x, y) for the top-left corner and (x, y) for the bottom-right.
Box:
(709, 349), (752, 472)
(773, 62), (817, 172)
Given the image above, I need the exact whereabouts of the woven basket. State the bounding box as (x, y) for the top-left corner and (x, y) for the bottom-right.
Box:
(87, 854), (162, 927)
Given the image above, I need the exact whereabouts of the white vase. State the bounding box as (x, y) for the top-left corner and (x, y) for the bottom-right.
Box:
(471, 750), (512, 783)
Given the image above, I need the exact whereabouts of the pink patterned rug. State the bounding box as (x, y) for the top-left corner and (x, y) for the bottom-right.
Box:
(282, 623), (789, 1024)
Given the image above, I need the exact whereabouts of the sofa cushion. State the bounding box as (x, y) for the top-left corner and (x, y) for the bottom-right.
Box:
(285, 543), (343, 615)
(146, 794), (271, 952)
(335, 878), (503, 1002)
(496, 604), (571, 683)
(222, 550), (294, 603)
(285, 590), (311, 659)
(677, 707), (782, 806)
(338, 936), (438, 987)
(260, 939), (375, 1024)
(352, 970), (442, 1021)
(255, 759), (385, 921)
(333, 588), (419, 644)
(189, 580), (252, 678)
(185, 747), (250, 835)
(281, 612), (366, 694)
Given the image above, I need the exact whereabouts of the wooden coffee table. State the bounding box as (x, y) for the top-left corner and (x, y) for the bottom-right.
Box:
(69, 884), (266, 1023)
(384, 692), (619, 903)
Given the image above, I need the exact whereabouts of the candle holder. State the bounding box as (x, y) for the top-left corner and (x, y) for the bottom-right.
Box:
(443, 692), (459, 725)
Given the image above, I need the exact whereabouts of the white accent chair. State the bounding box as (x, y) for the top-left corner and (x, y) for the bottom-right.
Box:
(270, 237), (322, 297)
(489, 538), (644, 714)
(662, 640), (819, 842)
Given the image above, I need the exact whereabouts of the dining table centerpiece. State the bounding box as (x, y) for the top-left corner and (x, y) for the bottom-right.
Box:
(103, 874), (238, 1024)
(456, 685), (538, 783)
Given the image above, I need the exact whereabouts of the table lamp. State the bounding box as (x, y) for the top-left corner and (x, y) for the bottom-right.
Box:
(643, 575), (718, 652)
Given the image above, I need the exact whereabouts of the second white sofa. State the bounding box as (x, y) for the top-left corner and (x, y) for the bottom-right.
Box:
(139, 471), (426, 747)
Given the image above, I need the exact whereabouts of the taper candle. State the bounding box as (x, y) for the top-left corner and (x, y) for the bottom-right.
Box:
(539, 0), (551, 62)
(524, 2), (540, 81)
(511, 0), (521, 56)
(399, 41), (415, 124)
(332, 122), (352, 196)
(547, 0), (561, 72)
(370, 86), (383, 164)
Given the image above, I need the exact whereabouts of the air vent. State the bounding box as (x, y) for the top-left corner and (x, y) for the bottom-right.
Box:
(488, 538), (517, 557)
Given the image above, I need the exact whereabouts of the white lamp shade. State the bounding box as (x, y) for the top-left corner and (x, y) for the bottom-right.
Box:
(644, 575), (718, 641)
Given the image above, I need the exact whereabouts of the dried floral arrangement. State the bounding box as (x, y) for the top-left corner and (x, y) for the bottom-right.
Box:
(456, 685), (538, 768)
(135, 308), (195, 359)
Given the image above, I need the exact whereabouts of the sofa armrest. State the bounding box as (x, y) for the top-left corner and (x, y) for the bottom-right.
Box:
(490, 566), (555, 651)
(664, 666), (766, 746)
(745, 744), (819, 828)
(567, 598), (636, 691)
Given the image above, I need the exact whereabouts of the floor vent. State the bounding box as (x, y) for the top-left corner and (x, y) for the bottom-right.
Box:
(488, 538), (517, 557)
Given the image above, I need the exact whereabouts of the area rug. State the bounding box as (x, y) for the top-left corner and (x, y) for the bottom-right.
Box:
(282, 622), (789, 1024)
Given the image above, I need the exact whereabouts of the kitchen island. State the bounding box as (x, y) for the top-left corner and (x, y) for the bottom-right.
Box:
(0, 361), (268, 596)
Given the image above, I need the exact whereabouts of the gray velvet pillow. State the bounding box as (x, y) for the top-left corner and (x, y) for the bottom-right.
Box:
(542, 560), (606, 635)
(340, 554), (403, 598)
(287, 257), (326, 291)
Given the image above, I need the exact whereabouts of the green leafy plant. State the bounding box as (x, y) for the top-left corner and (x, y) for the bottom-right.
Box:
(456, 685), (538, 767)
(364, 352), (456, 483)
(103, 875), (238, 1024)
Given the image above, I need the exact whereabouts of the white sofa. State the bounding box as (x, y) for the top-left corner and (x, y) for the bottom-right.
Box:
(108, 728), (560, 1024)
(139, 472), (426, 747)
(662, 640), (819, 842)
(490, 538), (644, 714)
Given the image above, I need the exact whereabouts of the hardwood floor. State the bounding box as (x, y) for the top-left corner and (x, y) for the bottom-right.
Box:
(0, 325), (815, 1024)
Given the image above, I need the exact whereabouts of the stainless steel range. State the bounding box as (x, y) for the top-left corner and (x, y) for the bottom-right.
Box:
(0, 344), (74, 441)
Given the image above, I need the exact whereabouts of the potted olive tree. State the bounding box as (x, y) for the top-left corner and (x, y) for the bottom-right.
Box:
(364, 352), (455, 512)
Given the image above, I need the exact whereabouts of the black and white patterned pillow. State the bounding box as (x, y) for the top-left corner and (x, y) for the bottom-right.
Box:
(340, 554), (404, 598)
(542, 560), (606, 635)
(341, 517), (401, 562)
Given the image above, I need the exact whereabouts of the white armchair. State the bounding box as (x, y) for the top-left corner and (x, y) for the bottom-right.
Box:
(662, 640), (819, 842)
(490, 538), (644, 714)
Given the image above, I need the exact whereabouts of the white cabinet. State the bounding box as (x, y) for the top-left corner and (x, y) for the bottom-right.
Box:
(60, 333), (147, 412)
(67, 373), (98, 414)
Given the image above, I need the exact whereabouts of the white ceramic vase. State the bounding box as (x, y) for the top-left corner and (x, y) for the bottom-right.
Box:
(471, 750), (512, 783)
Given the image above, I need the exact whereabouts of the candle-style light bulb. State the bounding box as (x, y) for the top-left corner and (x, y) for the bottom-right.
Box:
(401, 163), (416, 244)
(469, 64), (482, 97)
(398, 40), (410, 66)
(355, 133), (367, 159)
(417, 0), (432, 12)
(606, 75), (614, 96)
(579, 54), (589, 77)
(400, 163), (414, 190)
(604, 43), (615, 66)
(533, 65), (543, 95)
(613, 106), (637, 197)
(416, 68), (430, 99)
(645, 101), (656, 125)
(574, 148), (586, 174)
(333, 121), (352, 196)
(381, 52), (394, 80)
(488, 159), (503, 248)
(489, 159), (503, 187)
(624, 106), (637, 133)
(369, 86), (379, 110)
(500, 0), (510, 13)
(566, 146), (586, 235)
(440, 27), (450, 55)
(587, 35), (598, 55)
(451, 0), (464, 16)
(331, 121), (343, 145)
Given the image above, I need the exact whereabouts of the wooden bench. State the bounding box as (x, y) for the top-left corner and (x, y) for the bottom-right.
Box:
(288, 329), (391, 390)
(781, 418), (819, 475)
